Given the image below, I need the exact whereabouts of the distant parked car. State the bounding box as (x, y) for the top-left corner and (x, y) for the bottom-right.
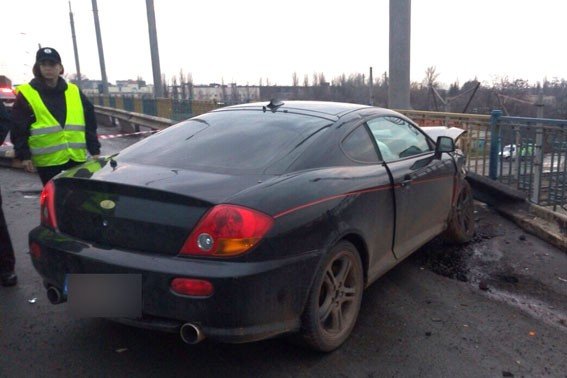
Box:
(29, 101), (475, 352)
(499, 144), (534, 160)
(0, 87), (15, 113)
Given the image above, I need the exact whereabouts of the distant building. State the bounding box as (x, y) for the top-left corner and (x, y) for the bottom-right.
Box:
(110, 79), (153, 96)
(81, 79), (153, 97)
(116, 79), (146, 87)
(191, 84), (260, 104)
(80, 79), (104, 94)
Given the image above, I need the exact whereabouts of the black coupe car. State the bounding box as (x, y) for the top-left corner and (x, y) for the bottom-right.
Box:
(30, 100), (474, 352)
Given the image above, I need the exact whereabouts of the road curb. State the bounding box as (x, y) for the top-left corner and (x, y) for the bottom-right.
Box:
(467, 173), (566, 252)
(496, 203), (566, 251)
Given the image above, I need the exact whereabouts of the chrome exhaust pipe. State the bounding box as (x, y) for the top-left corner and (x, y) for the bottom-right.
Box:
(180, 323), (205, 344)
(46, 286), (66, 304)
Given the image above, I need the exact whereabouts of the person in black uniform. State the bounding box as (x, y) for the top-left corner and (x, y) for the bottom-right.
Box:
(0, 100), (17, 287)
(11, 47), (100, 185)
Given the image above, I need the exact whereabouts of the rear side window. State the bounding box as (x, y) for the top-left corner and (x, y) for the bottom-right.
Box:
(118, 110), (332, 174)
(341, 126), (379, 163)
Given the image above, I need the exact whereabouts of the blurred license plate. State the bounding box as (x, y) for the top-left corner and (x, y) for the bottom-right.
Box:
(67, 274), (142, 318)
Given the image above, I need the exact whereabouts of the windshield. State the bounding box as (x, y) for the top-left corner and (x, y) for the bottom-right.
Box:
(118, 110), (332, 174)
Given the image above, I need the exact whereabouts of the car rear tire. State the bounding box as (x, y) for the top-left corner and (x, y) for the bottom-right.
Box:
(298, 241), (363, 352)
(445, 180), (475, 243)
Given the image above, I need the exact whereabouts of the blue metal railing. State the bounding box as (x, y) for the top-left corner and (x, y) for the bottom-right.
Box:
(488, 111), (567, 211)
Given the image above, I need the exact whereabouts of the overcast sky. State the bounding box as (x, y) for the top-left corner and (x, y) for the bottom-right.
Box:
(1, 0), (565, 87)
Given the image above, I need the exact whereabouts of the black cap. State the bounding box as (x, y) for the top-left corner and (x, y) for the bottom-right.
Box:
(36, 47), (61, 64)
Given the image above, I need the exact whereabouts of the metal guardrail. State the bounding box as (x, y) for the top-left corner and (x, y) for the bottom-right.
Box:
(95, 105), (174, 132)
(89, 95), (221, 120)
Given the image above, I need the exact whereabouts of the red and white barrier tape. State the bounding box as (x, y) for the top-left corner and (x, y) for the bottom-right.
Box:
(98, 130), (158, 139)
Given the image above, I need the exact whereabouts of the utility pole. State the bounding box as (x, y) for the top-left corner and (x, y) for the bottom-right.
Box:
(146, 0), (163, 98)
(388, 0), (411, 109)
(68, 1), (82, 88)
(91, 0), (109, 95)
(369, 66), (374, 106)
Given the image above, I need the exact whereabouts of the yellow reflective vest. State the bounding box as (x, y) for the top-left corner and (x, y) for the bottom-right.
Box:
(17, 83), (87, 167)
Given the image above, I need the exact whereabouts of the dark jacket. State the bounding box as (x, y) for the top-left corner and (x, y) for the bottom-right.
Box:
(0, 101), (11, 145)
(11, 77), (100, 161)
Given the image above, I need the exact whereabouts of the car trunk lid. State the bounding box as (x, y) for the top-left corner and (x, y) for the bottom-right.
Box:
(54, 178), (212, 256)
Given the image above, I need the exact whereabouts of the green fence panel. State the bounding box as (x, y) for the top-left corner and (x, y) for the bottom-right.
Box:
(123, 96), (134, 111)
(172, 100), (192, 121)
(142, 98), (157, 116)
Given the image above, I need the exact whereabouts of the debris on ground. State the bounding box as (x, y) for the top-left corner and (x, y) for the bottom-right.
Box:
(497, 274), (519, 284)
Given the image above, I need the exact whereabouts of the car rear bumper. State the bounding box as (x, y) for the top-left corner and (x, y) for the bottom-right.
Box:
(29, 226), (322, 343)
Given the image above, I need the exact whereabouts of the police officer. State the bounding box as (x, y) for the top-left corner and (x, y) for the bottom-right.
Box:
(0, 100), (17, 287)
(11, 47), (100, 185)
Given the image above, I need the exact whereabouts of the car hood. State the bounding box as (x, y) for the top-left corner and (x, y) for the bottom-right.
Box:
(422, 126), (466, 142)
(59, 159), (271, 204)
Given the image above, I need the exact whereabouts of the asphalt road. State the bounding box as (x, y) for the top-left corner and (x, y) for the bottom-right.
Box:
(0, 126), (565, 377)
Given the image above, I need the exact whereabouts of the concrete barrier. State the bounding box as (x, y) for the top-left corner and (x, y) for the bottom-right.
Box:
(467, 172), (566, 251)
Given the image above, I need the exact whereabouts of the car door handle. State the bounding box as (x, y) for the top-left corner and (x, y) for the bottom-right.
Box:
(401, 175), (412, 187)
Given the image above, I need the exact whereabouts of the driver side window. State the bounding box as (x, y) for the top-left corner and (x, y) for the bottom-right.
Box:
(367, 117), (432, 161)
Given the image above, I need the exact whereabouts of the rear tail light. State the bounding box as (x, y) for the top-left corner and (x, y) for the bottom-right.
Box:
(179, 204), (273, 257)
(40, 180), (58, 229)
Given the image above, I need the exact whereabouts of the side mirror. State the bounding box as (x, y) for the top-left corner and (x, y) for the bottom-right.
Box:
(435, 136), (455, 158)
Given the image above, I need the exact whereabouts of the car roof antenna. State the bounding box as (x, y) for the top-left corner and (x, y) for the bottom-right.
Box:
(263, 98), (284, 113)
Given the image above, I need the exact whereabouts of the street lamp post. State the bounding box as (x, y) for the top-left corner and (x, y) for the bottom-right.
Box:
(91, 0), (109, 95)
(68, 1), (82, 88)
(146, 0), (163, 98)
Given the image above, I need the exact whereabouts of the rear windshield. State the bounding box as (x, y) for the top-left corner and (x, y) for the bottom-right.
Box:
(118, 109), (332, 174)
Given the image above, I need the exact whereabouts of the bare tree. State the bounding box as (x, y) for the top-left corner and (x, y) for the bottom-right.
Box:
(312, 72), (319, 87)
(179, 69), (186, 100)
(292, 72), (299, 86)
(161, 73), (169, 98)
(220, 78), (227, 103)
(171, 76), (179, 100)
(230, 83), (239, 104)
(186, 72), (193, 100)
(65, 73), (89, 83)
(424, 66), (440, 88)
(303, 74), (309, 87)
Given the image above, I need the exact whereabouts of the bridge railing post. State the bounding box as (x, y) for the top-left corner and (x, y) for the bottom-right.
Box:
(489, 110), (503, 180)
